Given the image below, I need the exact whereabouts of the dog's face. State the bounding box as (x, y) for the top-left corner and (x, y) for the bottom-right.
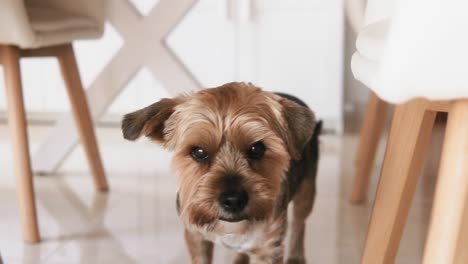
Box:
(122, 83), (315, 233)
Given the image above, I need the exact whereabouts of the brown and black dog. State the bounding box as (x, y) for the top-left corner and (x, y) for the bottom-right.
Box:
(122, 82), (321, 264)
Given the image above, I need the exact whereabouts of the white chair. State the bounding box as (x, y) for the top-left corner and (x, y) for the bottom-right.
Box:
(352, 0), (468, 263)
(0, 0), (108, 243)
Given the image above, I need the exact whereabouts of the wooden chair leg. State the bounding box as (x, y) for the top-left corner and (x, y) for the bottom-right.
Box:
(454, 200), (468, 264)
(1, 45), (40, 242)
(350, 92), (389, 203)
(56, 44), (108, 191)
(361, 100), (436, 264)
(423, 100), (468, 264)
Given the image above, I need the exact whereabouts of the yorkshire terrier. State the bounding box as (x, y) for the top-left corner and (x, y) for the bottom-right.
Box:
(122, 82), (321, 264)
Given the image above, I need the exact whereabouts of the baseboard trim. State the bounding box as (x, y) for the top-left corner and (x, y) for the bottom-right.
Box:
(0, 111), (339, 134)
(0, 111), (122, 128)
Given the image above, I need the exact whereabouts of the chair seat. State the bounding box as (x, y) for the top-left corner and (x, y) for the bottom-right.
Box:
(352, 7), (468, 104)
(28, 5), (97, 34)
(0, 0), (104, 49)
(24, 4), (102, 48)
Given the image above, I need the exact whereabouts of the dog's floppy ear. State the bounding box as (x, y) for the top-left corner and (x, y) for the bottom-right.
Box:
(121, 98), (181, 143)
(279, 98), (316, 160)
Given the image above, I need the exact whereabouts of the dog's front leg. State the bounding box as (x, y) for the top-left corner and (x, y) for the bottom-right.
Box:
(249, 252), (284, 264)
(286, 178), (315, 264)
(249, 245), (284, 264)
(185, 229), (214, 264)
(233, 253), (249, 264)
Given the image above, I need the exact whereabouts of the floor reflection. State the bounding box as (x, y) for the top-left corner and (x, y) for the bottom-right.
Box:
(0, 125), (447, 263)
(36, 178), (136, 263)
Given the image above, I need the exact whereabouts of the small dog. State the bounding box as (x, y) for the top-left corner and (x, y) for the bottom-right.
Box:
(122, 82), (321, 264)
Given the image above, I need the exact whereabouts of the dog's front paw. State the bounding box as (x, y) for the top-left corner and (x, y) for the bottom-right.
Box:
(285, 257), (306, 264)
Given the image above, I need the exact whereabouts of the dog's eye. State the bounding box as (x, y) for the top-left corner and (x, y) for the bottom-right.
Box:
(191, 147), (209, 162)
(247, 141), (266, 160)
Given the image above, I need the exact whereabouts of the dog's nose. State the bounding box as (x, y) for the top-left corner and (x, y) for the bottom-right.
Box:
(219, 190), (248, 213)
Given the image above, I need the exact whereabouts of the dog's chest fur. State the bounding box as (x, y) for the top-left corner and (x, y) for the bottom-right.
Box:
(214, 230), (261, 252)
(202, 221), (267, 252)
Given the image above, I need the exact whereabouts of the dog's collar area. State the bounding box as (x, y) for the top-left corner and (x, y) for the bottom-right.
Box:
(208, 221), (265, 253)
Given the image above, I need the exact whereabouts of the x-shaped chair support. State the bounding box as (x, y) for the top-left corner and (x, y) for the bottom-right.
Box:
(32, 0), (199, 173)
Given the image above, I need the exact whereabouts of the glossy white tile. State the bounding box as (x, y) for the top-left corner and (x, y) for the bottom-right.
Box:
(0, 125), (443, 263)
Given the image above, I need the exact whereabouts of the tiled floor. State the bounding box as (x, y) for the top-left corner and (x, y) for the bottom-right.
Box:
(0, 124), (444, 264)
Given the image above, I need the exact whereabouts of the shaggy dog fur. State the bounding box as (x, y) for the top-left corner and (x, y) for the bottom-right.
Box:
(122, 82), (322, 264)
